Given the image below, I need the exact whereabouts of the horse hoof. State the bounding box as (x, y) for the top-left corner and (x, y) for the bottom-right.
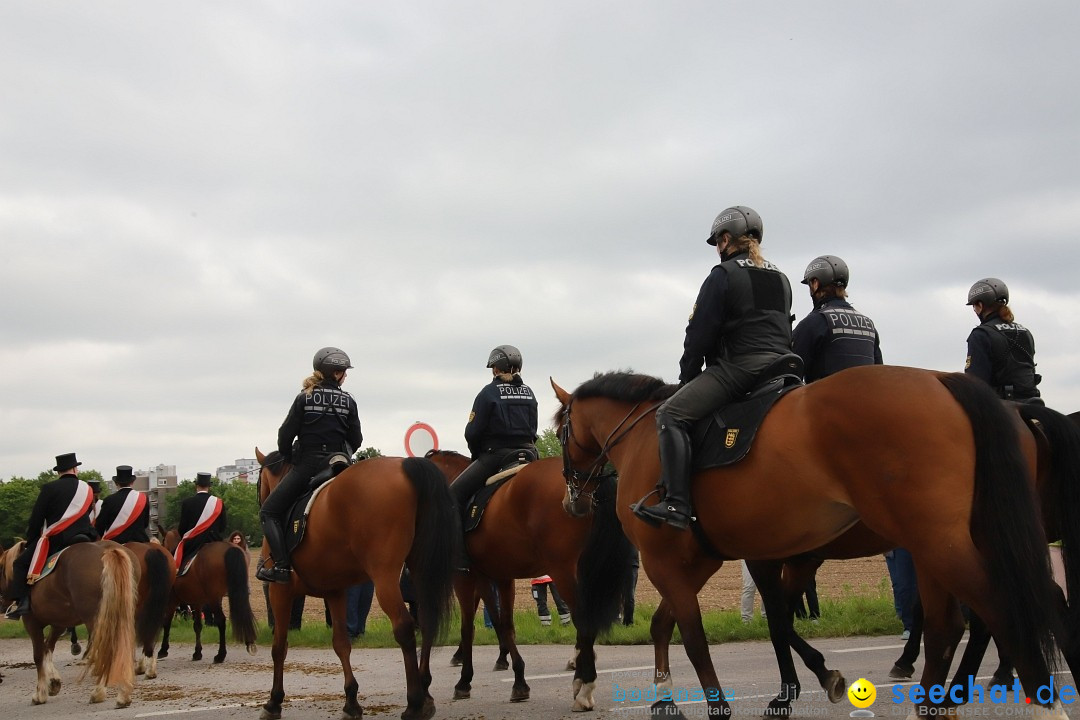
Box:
(213, 655), (225, 664)
(824, 671), (846, 703)
(157, 650), (168, 659)
(341, 704), (363, 719)
(260, 705), (283, 720)
(450, 651), (463, 667)
(453, 687), (470, 700)
(70, 643), (82, 656)
(510, 685), (530, 703)
(192, 653), (202, 662)
(32, 695), (46, 705)
(247, 643), (258, 655)
(493, 660), (509, 671)
(48, 678), (61, 696)
(400, 696), (435, 720)
(116, 698), (132, 709)
(566, 660), (577, 671)
(763, 701), (792, 718)
(889, 663), (914, 680)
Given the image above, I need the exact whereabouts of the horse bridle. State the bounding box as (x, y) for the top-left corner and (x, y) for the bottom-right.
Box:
(558, 397), (663, 506)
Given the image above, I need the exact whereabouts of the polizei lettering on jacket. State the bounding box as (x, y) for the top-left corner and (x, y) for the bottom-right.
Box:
(308, 388), (353, 415)
(498, 384), (536, 400)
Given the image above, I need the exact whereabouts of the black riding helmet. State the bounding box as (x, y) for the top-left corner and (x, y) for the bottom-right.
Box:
(486, 345), (523, 373)
(313, 347), (353, 375)
(706, 206), (764, 246)
(966, 278), (1009, 306)
(801, 255), (850, 288)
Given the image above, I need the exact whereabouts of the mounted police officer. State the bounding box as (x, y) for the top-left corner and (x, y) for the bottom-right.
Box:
(965, 277), (1042, 404)
(96, 465), (150, 544)
(633, 206), (793, 530)
(449, 345), (538, 563)
(4, 452), (96, 619)
(175, 472), (228, 569)
(792, 255), (882, 381)
(257, 346), (363, 583)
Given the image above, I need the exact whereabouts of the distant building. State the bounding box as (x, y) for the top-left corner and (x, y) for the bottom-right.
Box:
(124, 464), (179, 538)
(216, 458), (259, 484)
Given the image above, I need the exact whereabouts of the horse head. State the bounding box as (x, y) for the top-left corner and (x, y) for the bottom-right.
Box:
(255, 446), (289, 506)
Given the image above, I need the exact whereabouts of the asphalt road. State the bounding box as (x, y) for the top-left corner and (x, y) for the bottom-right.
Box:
(0, 634), (1071, 720)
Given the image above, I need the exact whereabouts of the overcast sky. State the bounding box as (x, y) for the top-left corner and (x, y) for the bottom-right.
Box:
(1, 2), (1078, 480)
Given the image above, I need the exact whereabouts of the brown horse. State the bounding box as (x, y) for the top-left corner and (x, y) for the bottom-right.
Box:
(0, 540), (138, 707)
(424, 450), (632, 710)
(255, 449), (458, 720)
(554, 366), (1067, 718)
(160, 527), (258, 663)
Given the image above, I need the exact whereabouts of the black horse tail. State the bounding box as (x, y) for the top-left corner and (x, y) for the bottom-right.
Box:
(939, 374), (1060, 679)
(136, 546), (172, 649)
(575, 474), (635, 636)
(403, 456), (459, 643)
(223, 544), (258, 650)
(1017, 404), (1080, 646)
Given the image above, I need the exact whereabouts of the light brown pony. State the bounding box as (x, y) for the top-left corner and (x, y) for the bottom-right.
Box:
(424, 450), (632, 710)
(0, 540), (138, 707)
(554, 366), (1066, 718)
(255, 449), (458, 720)
(160, 527), (258, 663)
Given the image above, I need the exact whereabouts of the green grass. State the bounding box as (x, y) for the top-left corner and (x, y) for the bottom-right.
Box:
(0, 584), (902, 648)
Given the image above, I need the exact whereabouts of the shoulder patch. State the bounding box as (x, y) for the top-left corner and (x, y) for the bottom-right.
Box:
(688, 302), (696, 322)
(468, 411), (475, 423)
(965, 356), (971, 370)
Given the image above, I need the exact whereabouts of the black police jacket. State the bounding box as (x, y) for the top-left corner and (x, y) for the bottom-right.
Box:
(465, 375), (538, 457)
(965, 312), (1040, 401)
(792, 298), (883, 382)
(278, 378), (364, 460)
(679, 252), (793, 384)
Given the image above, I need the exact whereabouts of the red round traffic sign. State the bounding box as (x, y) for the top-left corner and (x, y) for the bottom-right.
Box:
(404, 422), (439, 457)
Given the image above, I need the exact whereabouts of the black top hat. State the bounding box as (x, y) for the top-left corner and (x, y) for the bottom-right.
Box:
(86, 478), (101, 490)
(113, 465), (135, 484)
(195, 472), (213, 487)
(54, 452), (82, 473)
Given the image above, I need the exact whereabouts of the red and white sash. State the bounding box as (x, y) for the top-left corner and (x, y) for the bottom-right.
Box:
(101, 490), (148, 541)
(28, 480), (93, 582)
(174, 495), (223, 568)
(89, 498), (103, 525)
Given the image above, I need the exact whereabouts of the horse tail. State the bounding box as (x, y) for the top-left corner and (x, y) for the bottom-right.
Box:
(575, 474), (635, 636)
(1016, 403), (1080, 644)
(223, 545), (258, 650)
(84, 547), (137, 692)
(135, 546), (172, 649)
(402, 456), (458, 642)
(939, 374), (1059, 675)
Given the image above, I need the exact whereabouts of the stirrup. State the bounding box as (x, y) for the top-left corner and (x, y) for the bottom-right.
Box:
(634, 502), (693, 530)
(256, 563), (292, 584)
(4, 597), (30, 620)
(630, 489), (664, 527)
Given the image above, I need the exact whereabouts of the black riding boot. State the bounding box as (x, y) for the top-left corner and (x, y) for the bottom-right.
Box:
(4, 595), (30, 620)
(256, 517), (292, 584)
(633, 421), (694, 530)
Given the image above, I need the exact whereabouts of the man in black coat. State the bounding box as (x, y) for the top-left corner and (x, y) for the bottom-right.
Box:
(4, 452), (96, 619)
(95, 465), (150, 543)
(174, 472), (227, 568)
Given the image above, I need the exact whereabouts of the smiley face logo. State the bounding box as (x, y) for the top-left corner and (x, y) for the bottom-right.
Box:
(847, 678), (876, 708)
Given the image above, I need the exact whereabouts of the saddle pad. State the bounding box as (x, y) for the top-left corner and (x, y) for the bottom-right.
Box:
(285, 476), (336, 553)
(465, 477), (511, 533)
(692, 384), (799, 470)
(29, 546), (73, 585)
(485, 463), (526, 486)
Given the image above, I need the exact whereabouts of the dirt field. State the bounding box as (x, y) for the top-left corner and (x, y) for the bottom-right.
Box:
(244, 549), (891, 625)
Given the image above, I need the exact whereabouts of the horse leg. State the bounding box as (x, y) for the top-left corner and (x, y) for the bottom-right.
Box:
(778, 558), (846, 705)
(374, 575), (430, 720)
(68, 626), (81, 656)
(191, 607), (204, 661)
(747, 559), (802, 717)
(212, 601), (228, 664)
(650, 598), (677, 694)
(908, 573), (968, 716)
(261, 585), (294, 720)
(325, 592), (361, 719)
(490, 578), (529, 702)
(550, 570), (597, 712)
(653, 568), (730, 719)
(158, 601), (177, 659)
(890, 597), (924, 679)
(945, 610), (995, 703)
(42, 625), (65, 697)
(453, 574), (477, 700)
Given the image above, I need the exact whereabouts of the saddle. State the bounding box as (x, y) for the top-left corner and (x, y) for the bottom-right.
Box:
(283, 453), (354, 553)
(691, 353), (804, 470)
(463, 447), (538, 533)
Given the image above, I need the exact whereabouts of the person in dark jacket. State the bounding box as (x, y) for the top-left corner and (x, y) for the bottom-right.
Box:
(96, 465), (150, 543)
(449, 345), (538, 563)
(257, 346), (363, 583)
(792, 255), (882, 382)
(175, 472), (228, 569)
(4, 452), (96, 619)
(964, 277), (1042, 403)
(634, 206), (793, 530)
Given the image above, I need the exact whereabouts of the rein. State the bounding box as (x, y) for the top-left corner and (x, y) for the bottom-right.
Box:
(559, 397), (663, 505)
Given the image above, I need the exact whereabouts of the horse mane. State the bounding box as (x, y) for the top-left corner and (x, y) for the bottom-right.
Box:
(573, 371), (678, 404)
(262, 450), (285, 467)
(424, 449), (468, 461)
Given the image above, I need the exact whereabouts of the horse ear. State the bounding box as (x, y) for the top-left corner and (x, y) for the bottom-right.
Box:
(255, 447), (265, 463)
(550, 377), (571, 404)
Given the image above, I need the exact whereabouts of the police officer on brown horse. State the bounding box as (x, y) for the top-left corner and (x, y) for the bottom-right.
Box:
(449, 345), (538, 564)
(792, 255), (882, 381)
(4, 452), (96, 619)
(965, 277), (1042, 404)
(257, 346), (363, 583)
(633, 206), (793, 530)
